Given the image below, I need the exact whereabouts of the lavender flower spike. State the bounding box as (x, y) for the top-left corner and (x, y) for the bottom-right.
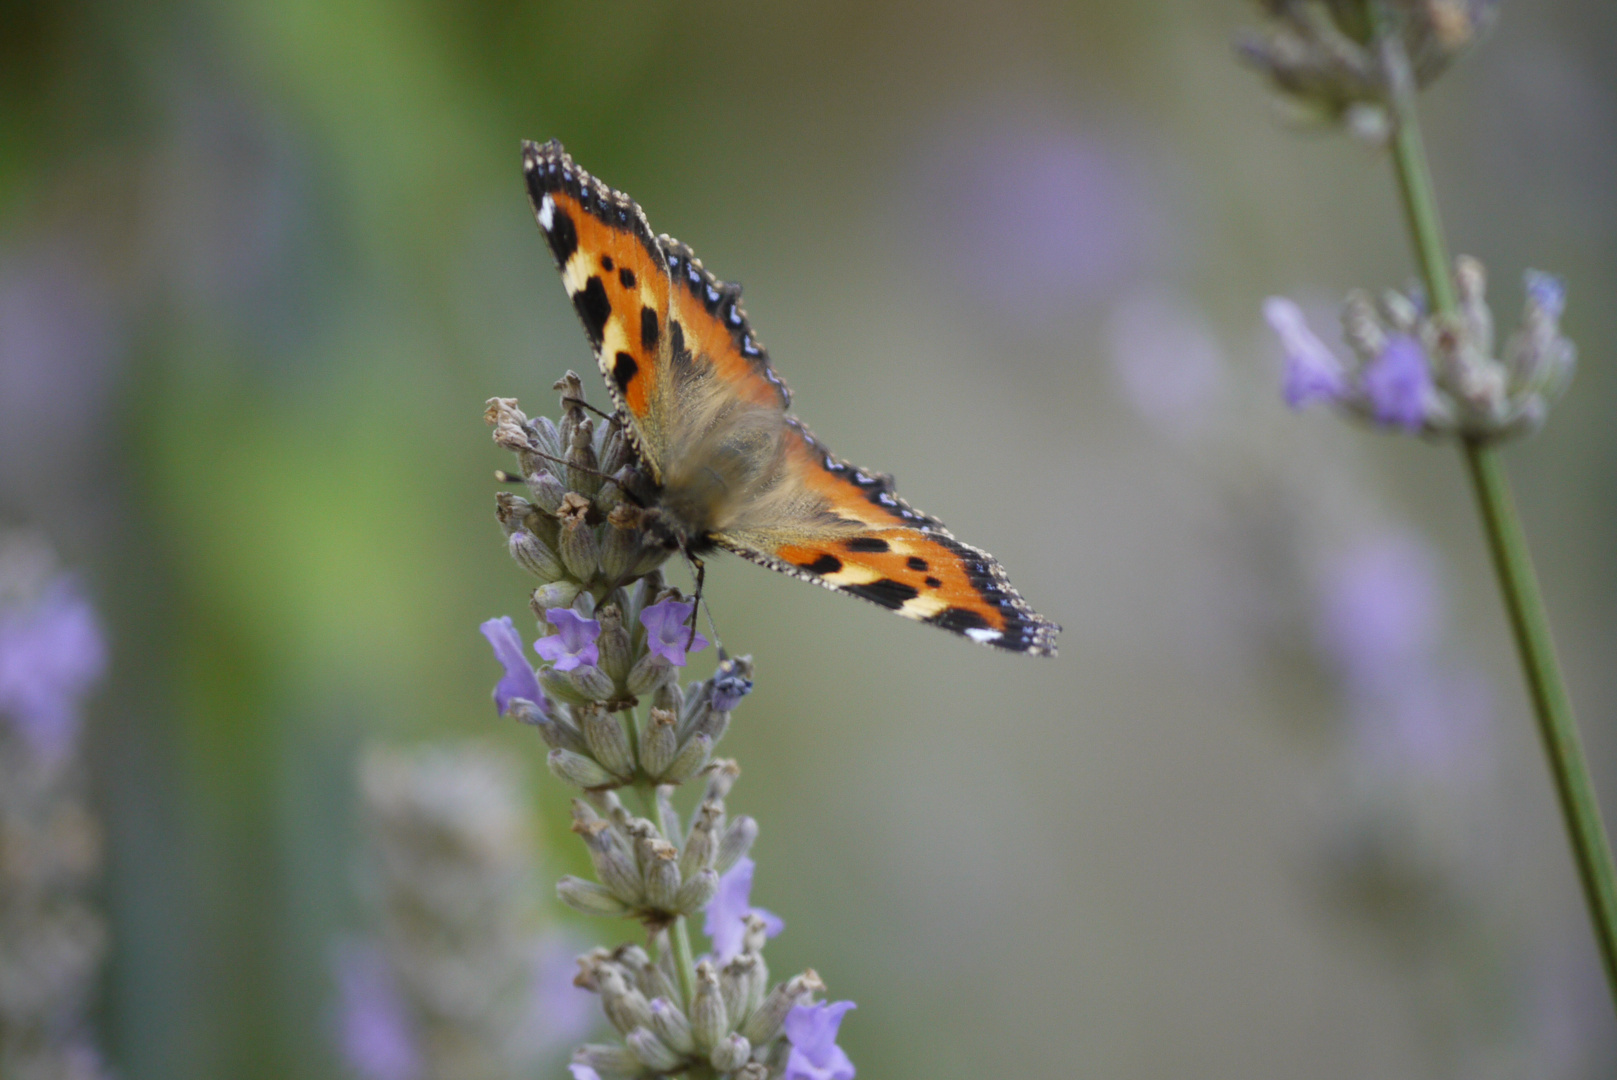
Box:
(334, 942), (421, 1080)
(0, 575), (107, 765)
(480, 616), (544, 715)
(705, 857), (784, 963)
(784, 1000), (857, 1080)
(641, 598), (709, 667)
(1264, 296), (1347, 409)
(1362, 335), (1432, 431)
(536, 608), (601, 672)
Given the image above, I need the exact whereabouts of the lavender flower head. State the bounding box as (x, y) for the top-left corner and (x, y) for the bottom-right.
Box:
(536, 608), (601, 672)
(1264, 296), (1347, 409)
(704, 857), (784, 963)
(0, 574), (107, 766)
(784, 1001), (857, 1080)
(479, 616), (543, 715)
(640, 597), (708, 667)
(335, 942), (420, 1080)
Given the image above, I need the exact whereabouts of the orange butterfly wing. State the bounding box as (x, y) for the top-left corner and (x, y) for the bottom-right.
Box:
(523, 139), (1059, 656)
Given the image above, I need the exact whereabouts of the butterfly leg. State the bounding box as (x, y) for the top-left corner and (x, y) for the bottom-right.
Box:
(684, 551), (706, 651)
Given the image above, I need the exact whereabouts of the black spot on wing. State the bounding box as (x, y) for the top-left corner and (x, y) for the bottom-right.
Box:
(600, 254), (614, 271)
(925, 576), (942, 589)
(543, 206), (578, 266)
(845, 536), (890, 553)
(640, 306), (659, 351)
(619, 267), (637, 289)
(573, 276), (611, 347)
(802, 553), (842, 575)
(845, 578), (919, 610)
(931, 607), (991, 633)
(907, 556), (929, 571)
(612, 351), (638, 393)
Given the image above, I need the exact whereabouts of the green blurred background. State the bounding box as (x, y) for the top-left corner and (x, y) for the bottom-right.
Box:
(3, 0), (1615, 1076)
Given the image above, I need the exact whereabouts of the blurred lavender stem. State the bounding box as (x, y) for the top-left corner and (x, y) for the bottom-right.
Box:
(1371, 0), (1617, 1006)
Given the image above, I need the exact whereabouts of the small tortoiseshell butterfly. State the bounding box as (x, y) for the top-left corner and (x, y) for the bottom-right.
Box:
(522, 139), (1059, 656)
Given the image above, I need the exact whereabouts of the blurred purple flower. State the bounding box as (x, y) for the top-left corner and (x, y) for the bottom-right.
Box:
(480, 616), (544, 715)
(1265, 297), (1348, 408)
(1525, 269), (1566, 320)
(1363, 335), (1431, 430)
(568, 1065), (602, 1080)
(783, 1000), (857, 1080)
(0, 243), (122, 498)
(334, 942), (421, 1080)
(0, 576), (107, 765)
(1107, 290), (1227, 439)
(640, 599), (708, 667)
(525, 932), (597, 1053)
(1315, 532), (1443, 695)
(535, 609), (600, 672)
(704, 857), (783, 963)
(909, 111), (1172, 324)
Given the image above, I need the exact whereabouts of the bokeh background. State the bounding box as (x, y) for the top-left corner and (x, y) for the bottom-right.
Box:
(2, 0), (1616, 1076)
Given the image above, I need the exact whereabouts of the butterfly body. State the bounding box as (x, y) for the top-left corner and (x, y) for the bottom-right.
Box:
(522, 139), (1059, 656)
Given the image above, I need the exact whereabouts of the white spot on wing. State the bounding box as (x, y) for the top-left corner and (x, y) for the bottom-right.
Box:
(900, 594), (948, 619)
(563, 251), (590, 295)
(538, 194), (555, 231)
(965, 627), (1002, 644)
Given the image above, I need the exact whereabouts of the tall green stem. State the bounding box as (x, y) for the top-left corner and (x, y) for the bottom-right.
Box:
(1372, 3), (1617, 1007)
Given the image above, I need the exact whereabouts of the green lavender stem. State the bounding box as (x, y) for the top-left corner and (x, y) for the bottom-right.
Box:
(1373, 2), (1617, 1007)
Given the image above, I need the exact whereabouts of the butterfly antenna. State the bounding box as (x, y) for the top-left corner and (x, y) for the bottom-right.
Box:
(519, 448), (629, 487)
(560, 396), (620, 423)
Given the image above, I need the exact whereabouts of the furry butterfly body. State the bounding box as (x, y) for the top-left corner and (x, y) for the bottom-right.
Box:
(522, 139), (1059, 656)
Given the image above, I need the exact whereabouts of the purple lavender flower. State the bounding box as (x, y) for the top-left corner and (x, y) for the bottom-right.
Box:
(1315, 532), (1443, 696)
(524, 932), (598, 1054)
(1525, 269), (1566, 320)
(704, 857), (783, 962)
(1362, 335), (1431, 430)
(480, 616), (544, 715)
(535, 608), (600, 672)
(783, 1000), (857, 1080)
(640, 598), (708, 667)
(568, 1065), (602, 1080)
(708, 661), (754, 713)
(0, 576), (107, 765)
(334, 942), (421, 1080)
(1264, 297), (1348, 408)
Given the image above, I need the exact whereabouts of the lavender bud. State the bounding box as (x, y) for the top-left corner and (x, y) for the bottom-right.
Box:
(509, 698), (586, 753)
(555, 372), (587, 442)
(702, 759), (741, 803)
(710, 1033), (752, 1073)
(659, 733), (712, 786)
(638, 707), (679, 778)
(688, 704), (731, 747)
(548, 748), (617, 790)
(572, 818), (642, 903)
(680, 801), (721, 879)
(539, 664), (591, 706)
(573, 1043), (639, 1076)
(564, 416), (600, 496)
(741, 970), (826, 1047)
(643, 840), (682, 911)
(529, 413), (563, 461)
(532, 580), (582, 612)
(599, 504), (647, 585)
(719, 953), (756, 1024)
(568, 663), (616, 702)
(715, 815), (758, 875)
(577, 706), (633, 778)
(597, 963), (655, 1034)
(691, 961), (728, 1052)
(595, 606), (634, 684)
(558, 504), (601, 583)
(494, 491), (533, 535)
(709, 654), (754, 711)
(649, 997), (697, 1055)
(508, 530), (566, 582)
(736, 1064), (770, 1080)
(626, 651), (674, 696)
(626, 1027), (682, 1072)
(674, 868), (719, 914)
(525, 469), (567, 514)
(558, 875), (631, 916)
(599, 417), (630, 475)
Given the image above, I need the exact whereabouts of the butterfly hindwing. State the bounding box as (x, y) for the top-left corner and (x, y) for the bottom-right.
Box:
(712, 422), (1060, 656)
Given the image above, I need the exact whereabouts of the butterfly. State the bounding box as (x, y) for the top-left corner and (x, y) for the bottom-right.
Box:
(521, 139), (1059, 656)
